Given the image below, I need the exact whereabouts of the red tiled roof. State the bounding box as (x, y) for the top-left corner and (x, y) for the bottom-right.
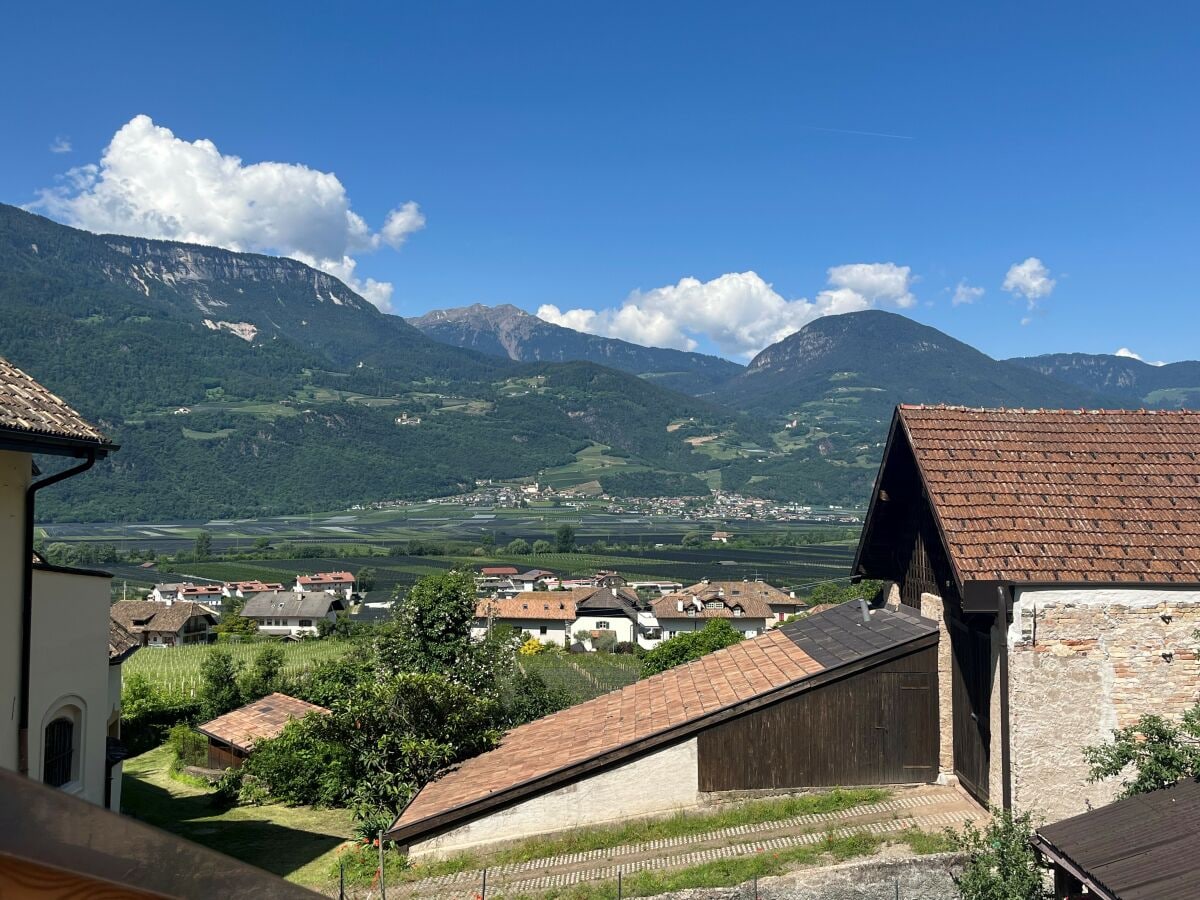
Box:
(109, 601), (217, 635)
(897, 406), (1200, 583)
(474, 591), (583, 621)
(652, 581), (781, 620)
(0, 356), (111, 449)
(297, 571), (354, 585)
(196, 693), (329, 753)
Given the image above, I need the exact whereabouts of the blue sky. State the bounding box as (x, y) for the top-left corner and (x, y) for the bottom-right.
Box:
(3, 2), (1197, 362)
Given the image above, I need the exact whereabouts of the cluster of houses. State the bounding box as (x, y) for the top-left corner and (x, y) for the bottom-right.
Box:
(7, 351), (1200, 899)
(473, 576), (805, 650)
(106, 571), (360, 647)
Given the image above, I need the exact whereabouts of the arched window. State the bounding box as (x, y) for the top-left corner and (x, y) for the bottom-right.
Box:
(43, 717), (75, 788)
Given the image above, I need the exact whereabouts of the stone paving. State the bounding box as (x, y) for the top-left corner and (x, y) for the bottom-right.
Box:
(390, 786), (983, 898)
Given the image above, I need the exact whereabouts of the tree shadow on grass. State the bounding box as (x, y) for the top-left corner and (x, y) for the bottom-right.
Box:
(122, 769), (347, 880)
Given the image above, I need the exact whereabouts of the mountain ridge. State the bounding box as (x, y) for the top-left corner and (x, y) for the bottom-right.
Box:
(409, 302), (742, 394)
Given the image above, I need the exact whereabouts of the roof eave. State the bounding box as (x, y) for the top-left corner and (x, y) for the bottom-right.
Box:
(384, 629), (938, 845)
(0, 428), (117, 459)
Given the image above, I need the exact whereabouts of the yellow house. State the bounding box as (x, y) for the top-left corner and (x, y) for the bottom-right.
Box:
(0, 357), (125, 809)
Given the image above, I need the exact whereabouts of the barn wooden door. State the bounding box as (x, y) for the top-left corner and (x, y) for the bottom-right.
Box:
(949, 614), (992, 805)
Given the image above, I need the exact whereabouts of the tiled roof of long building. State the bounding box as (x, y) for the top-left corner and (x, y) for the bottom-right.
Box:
(897, 406), (1200, 583)
(0, 356), (111, 448)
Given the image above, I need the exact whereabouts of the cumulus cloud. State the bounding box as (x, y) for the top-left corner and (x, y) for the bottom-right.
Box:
(537, 263), (915, 358)
(952, 281), (984, 306)
(31, 115), (423, 311)
(1002, 257), (1055, 308)
(1115, 347), (1166, 366)
(49, 136), (72, 154)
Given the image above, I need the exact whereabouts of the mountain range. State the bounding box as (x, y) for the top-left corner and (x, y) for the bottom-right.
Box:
(3, 202), (1197, 521)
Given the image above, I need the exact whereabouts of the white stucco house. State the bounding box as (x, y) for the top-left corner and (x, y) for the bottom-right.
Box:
(294, 571), (355, 600)
(0, 356), (131, 811)
(650, 581), (775, 640)
(240, 590), (345, 637)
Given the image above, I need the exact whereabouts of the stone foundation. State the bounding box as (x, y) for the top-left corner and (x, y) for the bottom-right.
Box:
(919, 593), (954, 777)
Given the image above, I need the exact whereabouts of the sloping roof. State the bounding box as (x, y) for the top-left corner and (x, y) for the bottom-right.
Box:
(241, 591), (342, 618)
(0, 356), (112, 452)
(480, 566), (519, 576)
(652, 581), (779, 620)
(296, 571), (354, 585)
(197, 693), (329, 753)
(108, 618), (140, 664)
(574, 586), (643, 616)
(109, 600), (216, 635)
(387, 602), (936, 844)
(475, 593), (577, 621)
(887, 406), (1200, 584)
(1033, 779), (1200, 900)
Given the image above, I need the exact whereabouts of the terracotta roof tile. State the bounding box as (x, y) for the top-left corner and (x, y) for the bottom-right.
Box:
(109, 601), (217, 635)
(898, 406), (1200, 583)
(0, 356), (110, 447)
(107, 618), (140, 663)
(196, 693), (329, 752)
(652, 581), (782, 620)
(475, 592), (582, 621)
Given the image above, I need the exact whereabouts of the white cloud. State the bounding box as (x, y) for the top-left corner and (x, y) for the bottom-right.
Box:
(1002, 257), (1055, 308)
(1114, 347), (1166, 366)
(952, 281), (984, 306)
(49, 136), (72, 154)
(537, 263), (915, 358)
(31, 115), (422, 311)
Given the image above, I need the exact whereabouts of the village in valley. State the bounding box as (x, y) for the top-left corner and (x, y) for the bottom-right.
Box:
(3, 9), (1198, 900)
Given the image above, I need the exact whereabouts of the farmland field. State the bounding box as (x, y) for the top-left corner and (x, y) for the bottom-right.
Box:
(124, 640), (352, 697)
(517, 652), (641, 703)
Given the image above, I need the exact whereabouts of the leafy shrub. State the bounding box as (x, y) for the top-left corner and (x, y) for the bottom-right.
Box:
(1083, 706), (1200, 797)
(518, 636), (542, 656)
(166, 724), (208, 771)
(612, 641), (639, 655)
(953, 808), (1050, 900)
(640, 619), (744, 676)
(591, 631), (618, 653)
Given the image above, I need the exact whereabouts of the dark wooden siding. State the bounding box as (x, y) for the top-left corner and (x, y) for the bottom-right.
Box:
(206, 741), (247, 770)
(697, 645), (938, 791)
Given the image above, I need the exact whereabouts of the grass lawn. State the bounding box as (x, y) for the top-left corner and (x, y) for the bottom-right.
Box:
(122, 745), (353, 888)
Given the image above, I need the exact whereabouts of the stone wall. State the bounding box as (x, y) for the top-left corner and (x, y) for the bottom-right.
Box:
(918, 593), (954, 778)
(640, 852), (966, 899)
(408, 738), (701, 860)
(1007, 587), (1200, 821)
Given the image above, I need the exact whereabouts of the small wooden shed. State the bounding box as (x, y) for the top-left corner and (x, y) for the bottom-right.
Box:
(196, 693), (328, 770)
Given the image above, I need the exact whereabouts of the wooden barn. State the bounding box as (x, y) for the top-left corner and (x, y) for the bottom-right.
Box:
(386, 602), (940, 860)
(196, 693), (328, 770)
(854, 405), (1200, 820)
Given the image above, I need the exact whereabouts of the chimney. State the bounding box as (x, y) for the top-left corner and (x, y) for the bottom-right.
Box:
(858, 599), (870, 624)
(677, 600), (684, 612)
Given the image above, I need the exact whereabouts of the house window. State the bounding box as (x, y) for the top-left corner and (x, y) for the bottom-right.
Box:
(539, 626), (548, 635)
(596, 621), (610, 630)
(44, 718), (74, 788)
(705, 601), (723, 609)
(299, 619), (313, 627)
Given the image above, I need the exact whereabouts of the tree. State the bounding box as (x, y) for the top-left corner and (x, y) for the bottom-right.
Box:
(554, 524), (577, 553)
(199, 648), (244, 719)
(1083, 706), (1200, 798)
(953, 808), (1050, 900)
(193, 530), (213, 561)
(240, 644), (285, 699)
(252, 536), (271, 551)
(681, 531), (704, 548)
(505, 538), (531, 555)
(356, 566), (377, 593)
(805, 579), (885, 607)
(640, 619), (744, 676)
(532, 539), (553, 554)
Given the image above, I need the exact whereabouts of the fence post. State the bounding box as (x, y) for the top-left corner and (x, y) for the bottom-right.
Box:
(754, 874), (758, 899)
(378, 830), (386, 900)
(482, 866), (488, 899)
(339, 860), (344, 900)
(618, 867), (622, 899)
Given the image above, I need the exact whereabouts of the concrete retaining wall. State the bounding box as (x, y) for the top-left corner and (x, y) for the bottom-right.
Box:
(408, 737), (701, 860)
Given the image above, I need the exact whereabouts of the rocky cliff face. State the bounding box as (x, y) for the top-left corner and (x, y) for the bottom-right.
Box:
(410, 303), (743, 395)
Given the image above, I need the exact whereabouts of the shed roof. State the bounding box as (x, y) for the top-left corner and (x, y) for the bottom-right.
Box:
(387, 602), (935, 844)
(0, 356), (113, 454)
(107, 618), (140, 665)
(1033, 779), (1200, 900)
(197, 693), (329, 753)
(475, 594), (576, 621)
(868, 406), (1200, 585)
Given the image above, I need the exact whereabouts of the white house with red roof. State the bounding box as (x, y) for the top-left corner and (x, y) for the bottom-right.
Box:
(293, 570), (355, 600)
